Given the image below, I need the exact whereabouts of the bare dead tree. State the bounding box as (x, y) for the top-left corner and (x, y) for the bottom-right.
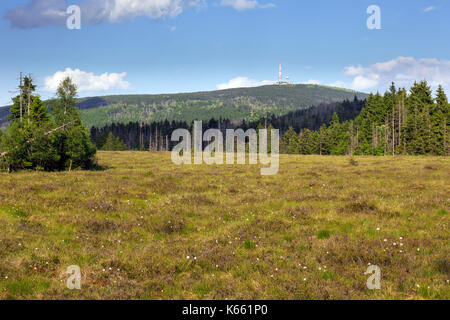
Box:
(27, 75), (32, 123)
(19, 72), (23, 125)
(155, 126), (158, 151)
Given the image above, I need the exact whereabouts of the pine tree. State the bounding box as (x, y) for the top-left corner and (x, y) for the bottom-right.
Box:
(432, 85), (449, 155)
(299, 129), (313, 154)
(51, 77), (96, 170)
(102, 132), (127, 151)
(30, 96), (49, 125)
(405, 81), (434, 154)
(281, 127), (300, 154)
(319, 124), (328, 155)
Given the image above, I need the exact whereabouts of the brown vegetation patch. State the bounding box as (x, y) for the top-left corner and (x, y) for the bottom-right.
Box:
(153, 215), (186, 234)
(181, 194), (215, 206)
(84, 219), (120, 233)
(145, 176), (181, 195)
(343, 201), (378, 213)
(434, 257), (450, 276)
(84, 199), (118, 213)
(15, 221), (47, 234)
(254, 216), (291, 233)
(285, 206), (314, 220)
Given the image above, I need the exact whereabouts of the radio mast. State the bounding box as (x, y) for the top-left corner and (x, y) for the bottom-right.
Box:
(278, 64), (282, 84)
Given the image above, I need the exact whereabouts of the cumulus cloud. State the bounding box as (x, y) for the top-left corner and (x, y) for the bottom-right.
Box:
(220, 0), (275, 11)
(343, 57), (450, 92)
(44, 68), (131, 93)
(3, 0), (67, 28)
(4, 0), (204, 28)
(424, 6), (436, 12)
(216, 76), (273, 90)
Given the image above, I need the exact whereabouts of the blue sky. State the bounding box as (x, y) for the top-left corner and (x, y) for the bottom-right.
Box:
(0, 0), (449, 105)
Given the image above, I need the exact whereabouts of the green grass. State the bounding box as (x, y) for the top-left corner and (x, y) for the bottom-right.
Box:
(0, 152), (448, 300)
(317, 230), (331, 239)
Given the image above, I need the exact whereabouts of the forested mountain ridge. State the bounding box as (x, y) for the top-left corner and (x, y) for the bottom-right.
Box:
(90, 97), (366, 151)
(0, 84), (368, 129)
(92, 80), (449, 156)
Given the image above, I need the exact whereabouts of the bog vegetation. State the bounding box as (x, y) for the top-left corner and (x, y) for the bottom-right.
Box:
(0, 152), (448, 299)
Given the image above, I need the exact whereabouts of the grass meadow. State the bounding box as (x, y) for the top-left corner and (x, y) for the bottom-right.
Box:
(0, 151), (448, 300)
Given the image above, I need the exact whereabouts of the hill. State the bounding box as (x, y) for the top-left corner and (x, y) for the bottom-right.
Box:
(0, 84), (368, 129)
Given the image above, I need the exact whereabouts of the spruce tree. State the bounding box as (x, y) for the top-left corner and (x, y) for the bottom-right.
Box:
(50, 77), (96, 170)
(432, 85), (449, 155)
(281, 127), (300, 154)
(102, 132), (127, 151)
(299, 129), (313, 155)
(405, 81), (434, 154)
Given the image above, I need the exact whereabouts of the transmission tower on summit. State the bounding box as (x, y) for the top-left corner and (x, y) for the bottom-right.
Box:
(277, 63), (290, 85)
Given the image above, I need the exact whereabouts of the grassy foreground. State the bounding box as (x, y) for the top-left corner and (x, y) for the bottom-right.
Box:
(0, 152), (448, 300)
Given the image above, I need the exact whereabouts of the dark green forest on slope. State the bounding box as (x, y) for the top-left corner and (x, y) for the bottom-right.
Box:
(90, 97), (365, 151)
(0, 84), (367, 129)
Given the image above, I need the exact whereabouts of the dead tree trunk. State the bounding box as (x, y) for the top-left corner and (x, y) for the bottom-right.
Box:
(19, 72), (23, 125)
(27, 76), (31, 122)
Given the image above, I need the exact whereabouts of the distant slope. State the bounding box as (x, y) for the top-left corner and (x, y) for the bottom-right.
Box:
(0, 84), (368, 129)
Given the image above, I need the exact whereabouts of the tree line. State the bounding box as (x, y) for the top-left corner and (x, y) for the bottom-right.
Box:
(93, 81), (448, 156)
(0, 75), (96, 171)
(90, 98), (365, 151)
(279, 81), (449, 156)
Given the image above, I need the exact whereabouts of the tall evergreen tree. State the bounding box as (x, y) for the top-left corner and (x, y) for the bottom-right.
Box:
(432, 85), (449, 155)
(102, 132), (127, 151)
(405, 81), (434, 154)
(51, 77), (96, 170)
(281, 127), (300, 154)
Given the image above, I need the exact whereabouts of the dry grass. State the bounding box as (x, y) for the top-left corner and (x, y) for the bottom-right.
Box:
(0, 152), (448, 300)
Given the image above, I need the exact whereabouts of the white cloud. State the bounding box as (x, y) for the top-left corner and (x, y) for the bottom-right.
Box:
(350, 76), (379, 91)
(424, 6), (436, 12)
(44, 68), (131, 93)
(82, 0), (204, 24)
(216, 77), (272, 90)
(220, 0), (275, 11)
(4, 0), (204, 28)
(4, 0), (67, 28)
(343, 57), (450, 92)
